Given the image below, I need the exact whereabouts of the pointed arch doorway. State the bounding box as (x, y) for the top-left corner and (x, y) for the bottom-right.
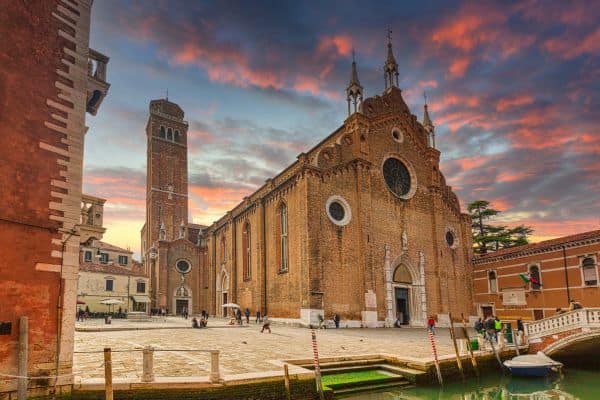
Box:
(393, 264), (413, 325)
(216, 270), (229, 317)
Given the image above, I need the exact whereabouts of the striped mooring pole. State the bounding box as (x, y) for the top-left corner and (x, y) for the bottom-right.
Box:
(428, 330), (444, 385)
(311, 329), (325, 400)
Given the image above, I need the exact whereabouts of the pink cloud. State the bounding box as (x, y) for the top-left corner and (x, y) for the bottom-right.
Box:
(496, 95), (534, 112)
(317, 35), (353, 57)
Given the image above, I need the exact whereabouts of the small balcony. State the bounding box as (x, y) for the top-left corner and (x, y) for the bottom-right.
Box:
(86, 48), (110, 115)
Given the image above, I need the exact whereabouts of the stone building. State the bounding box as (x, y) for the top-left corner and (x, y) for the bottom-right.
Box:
(0, 1), (109, 397)
(473, 230), (600, 322)
(200, 41), (475, 327)
(77, 194), (149, 313)
(140, 100), (207, 315)
(78, 261), (149, 314)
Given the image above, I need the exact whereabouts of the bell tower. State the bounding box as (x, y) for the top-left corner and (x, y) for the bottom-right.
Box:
(144, 98), (189, 248)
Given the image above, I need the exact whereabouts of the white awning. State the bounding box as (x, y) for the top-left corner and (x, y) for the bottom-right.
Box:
(131, 295), (151, 303)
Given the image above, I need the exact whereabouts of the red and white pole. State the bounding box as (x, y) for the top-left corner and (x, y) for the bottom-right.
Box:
(428, 330), (444, 385)
(311, 329), (325, 400)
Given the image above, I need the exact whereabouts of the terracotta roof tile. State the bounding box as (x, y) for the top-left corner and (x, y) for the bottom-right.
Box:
(79, 261), (147, 277)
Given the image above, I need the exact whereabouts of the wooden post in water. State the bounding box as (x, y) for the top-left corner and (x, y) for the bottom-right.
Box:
(17, 317), (28, 400)
(460, 313), (479, 377)
(104, 348), (113, 400)
(311, 329), (325, 400)
(283, 363), (292, 400)
(428, 330), (443, 385)
(448, 313), (465, 381)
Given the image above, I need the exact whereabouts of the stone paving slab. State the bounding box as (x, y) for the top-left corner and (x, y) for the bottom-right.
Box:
(74, 319), (459, 380)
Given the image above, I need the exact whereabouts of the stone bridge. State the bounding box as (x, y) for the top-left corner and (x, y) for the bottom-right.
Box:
(525, 309), (600, 366)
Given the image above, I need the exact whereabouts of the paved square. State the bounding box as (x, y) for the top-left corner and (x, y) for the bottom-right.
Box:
(73, 318), (457, 380)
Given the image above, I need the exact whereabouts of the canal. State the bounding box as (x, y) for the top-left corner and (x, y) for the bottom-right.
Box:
(341, 368), (600, 399)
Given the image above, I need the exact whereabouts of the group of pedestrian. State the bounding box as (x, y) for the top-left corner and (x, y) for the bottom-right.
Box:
(76, 308), (89, 322)
(474, 315), (503, 342)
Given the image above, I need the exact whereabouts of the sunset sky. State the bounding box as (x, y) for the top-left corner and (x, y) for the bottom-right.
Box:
(84, 0), (600, 256)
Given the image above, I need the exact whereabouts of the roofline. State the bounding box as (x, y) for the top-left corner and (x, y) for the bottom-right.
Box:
(473, 230), (600, 265)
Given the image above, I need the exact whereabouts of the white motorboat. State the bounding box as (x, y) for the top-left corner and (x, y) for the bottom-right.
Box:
(503, 351), (563, 377)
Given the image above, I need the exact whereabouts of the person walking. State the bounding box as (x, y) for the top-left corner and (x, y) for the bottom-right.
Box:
(244, 308), (250, 324)
(333, 313), (340, 329)
(484, 316), (496, 341)
(474, 317), (484, 334)
(427, 316), (436, 335)
(494, 316), (502, 338)
(235, 308), (242, 325)
(256, 310), (262, 324)
(261, 315), (271, 333)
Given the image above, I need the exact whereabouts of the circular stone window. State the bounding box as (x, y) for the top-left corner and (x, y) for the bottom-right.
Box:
(176, 260), (191, 274)
(391, 128), (403, 143)
(445, 228), (458, 249)
(326, 196), (352, 226)
(382, 157), (414, 198)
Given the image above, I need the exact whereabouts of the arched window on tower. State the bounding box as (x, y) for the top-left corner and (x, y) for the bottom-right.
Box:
(174, 130), (180, 142)
(160, 126), (166, 139)
(243, 222), (251, 280)
(278, 203), (288, 272)
(167, 128), (173, 141)
(488, 270), (497, 293)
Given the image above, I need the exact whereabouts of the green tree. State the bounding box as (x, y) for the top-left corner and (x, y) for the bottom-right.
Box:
(468, 200), (533, 254)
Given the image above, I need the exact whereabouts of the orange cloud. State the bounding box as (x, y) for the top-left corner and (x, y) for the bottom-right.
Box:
(497, 171), (532, 183)
(317, 35), (353, 56)
(496, 95), (534, 111)
(544, 26), (600, 59)
(449, 57), (471, 77)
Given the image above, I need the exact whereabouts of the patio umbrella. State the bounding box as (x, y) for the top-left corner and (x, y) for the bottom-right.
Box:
(76, 299), (86, 305)
(100, 299), (124, 313)
(222, 303), (240, 308)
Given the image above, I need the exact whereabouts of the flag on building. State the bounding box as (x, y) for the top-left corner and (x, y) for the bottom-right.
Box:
(519, 273), (541, 286)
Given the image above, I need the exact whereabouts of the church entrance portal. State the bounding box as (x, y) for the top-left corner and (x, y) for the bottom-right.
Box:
(176, 299), (189, 315)
(395, 287), (410, 325)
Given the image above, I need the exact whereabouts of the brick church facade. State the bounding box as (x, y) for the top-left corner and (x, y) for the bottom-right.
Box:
(144, 41), (475, 327)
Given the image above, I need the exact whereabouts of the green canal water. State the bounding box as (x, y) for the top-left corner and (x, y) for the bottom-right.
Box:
(341, 369), (600, 399)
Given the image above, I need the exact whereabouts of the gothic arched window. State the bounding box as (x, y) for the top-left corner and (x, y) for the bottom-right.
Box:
(243, 222), (251, 280)
(160, 126), (166, 139)
(220, 235), (226, 263)
(167, 128), (173, 141)
(174, 130), (180, 142)
(279, 203), (288, 272)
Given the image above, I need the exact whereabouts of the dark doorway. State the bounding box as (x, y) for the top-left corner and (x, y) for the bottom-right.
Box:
(222, 292), (228, 317)
(533, 309), (544, 320)
(395, 287), (410, 325)
(176, 299), (188, 315)
(481, 306), (493, 318)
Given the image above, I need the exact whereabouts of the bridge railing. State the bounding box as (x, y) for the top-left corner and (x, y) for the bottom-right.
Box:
(524, 308), (600, 339)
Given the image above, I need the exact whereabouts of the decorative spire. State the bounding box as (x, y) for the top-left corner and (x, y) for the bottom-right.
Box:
(423, 92), (435, 148)
(346, 49), (364, 116)
(384, 29), (399, 90)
